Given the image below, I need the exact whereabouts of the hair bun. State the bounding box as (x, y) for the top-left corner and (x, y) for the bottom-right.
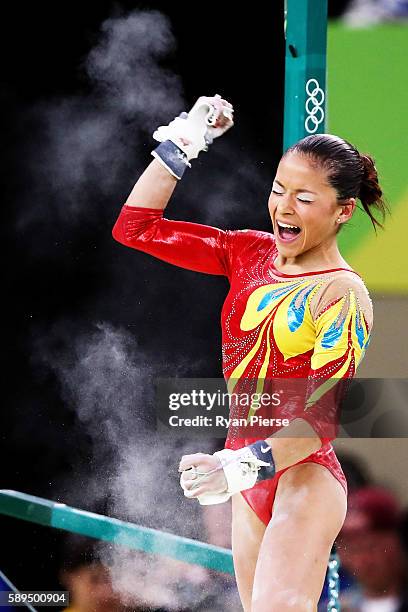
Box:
(359, 154), (382, 206)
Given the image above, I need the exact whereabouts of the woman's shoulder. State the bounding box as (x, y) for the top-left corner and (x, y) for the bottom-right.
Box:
(327, 269), (372, 300)
(225, 227), (275, 250)
(311, 269), (373, 328)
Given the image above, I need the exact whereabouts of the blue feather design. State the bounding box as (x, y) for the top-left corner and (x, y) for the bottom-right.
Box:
(321, 303), (347, 349)
(355, 308), (365, 349)
(287, 284), (317, 332)
(257, 283), (299, 312)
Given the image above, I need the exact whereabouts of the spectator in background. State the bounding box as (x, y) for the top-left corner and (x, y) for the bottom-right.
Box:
(337, 452), (372, 492)
(336, 487), (408, 612)
(59, 534), (168, 612)
(58, 533), (240, 612)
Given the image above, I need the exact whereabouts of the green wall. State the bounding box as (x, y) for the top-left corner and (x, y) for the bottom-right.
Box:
(327, 23), (408, 293)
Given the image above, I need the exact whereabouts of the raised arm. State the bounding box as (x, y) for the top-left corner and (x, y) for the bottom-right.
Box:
(112, 202), (236, 276)
(112, 95), (235, 275)
(124, 158), (178, 210)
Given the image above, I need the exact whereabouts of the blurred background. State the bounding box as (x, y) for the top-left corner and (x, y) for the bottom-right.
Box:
(1, 0), (407, 610)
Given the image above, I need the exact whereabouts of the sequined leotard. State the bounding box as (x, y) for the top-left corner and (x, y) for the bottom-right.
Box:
(113, 205), (373, 525)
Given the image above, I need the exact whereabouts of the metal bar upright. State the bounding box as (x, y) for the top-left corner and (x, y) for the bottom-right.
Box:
(283, 0), (328, 150)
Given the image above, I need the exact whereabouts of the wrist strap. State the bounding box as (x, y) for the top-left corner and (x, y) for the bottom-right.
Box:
(246, 440), (276, 482)
(214, 440), (276, 496)
(151, 140), (191, 180)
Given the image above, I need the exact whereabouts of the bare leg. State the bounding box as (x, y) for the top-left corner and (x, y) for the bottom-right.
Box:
(250, 463), (347, 612)
(202, 501), (233, 549)
(231, 493), (266, 611)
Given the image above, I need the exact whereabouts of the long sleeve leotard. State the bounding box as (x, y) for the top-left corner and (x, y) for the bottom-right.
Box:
(113, 205), (373, 523)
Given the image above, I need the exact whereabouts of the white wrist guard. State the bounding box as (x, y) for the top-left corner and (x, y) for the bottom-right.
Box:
(197, 490), (232, 506)
(198, 441), (276, 506)
(151, 94), (234, 179)
(214, 446), (271, 495)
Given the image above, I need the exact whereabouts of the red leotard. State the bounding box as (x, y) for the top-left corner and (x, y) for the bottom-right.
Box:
(113, 205), (373, 525)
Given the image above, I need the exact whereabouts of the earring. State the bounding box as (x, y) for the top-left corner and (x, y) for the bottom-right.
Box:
(336, 218), (342, 223)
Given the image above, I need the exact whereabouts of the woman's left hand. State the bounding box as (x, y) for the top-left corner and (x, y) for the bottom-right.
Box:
(178, 452), (228, 499)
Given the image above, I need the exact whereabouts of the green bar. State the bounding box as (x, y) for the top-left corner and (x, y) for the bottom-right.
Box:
(283, 0), (328, 151)
(0, 490), (234, 575)
(0, 490), (53, 526)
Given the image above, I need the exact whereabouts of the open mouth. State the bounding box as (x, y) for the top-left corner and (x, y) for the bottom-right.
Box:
(275, 220), (302, 243)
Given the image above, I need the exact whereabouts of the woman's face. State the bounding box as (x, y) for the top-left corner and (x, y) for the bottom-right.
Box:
(268, 152), (354, 257)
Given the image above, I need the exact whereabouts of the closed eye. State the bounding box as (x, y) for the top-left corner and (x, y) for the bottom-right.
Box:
(272, 189), (313, 203)
(272, 189), (314, 204)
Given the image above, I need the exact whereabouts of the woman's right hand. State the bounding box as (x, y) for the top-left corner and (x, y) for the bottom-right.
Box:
(152, 93), (234, 162)
(203, 94), (234, 139)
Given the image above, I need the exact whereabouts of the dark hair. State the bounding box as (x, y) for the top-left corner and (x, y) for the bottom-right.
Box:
(285, 133), (387, 230)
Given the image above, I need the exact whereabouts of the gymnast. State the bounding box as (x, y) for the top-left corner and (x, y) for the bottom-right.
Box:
(112, 95), (386, 611)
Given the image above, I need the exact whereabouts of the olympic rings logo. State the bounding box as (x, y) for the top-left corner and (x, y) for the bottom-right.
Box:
(304, 78), (325, 134)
